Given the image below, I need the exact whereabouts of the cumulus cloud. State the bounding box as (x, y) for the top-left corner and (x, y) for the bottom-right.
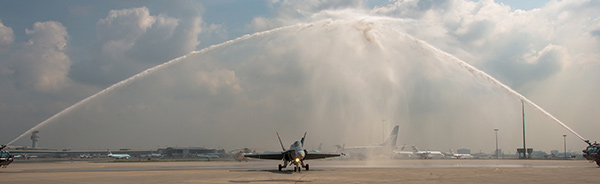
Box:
(96, 7), (156, 45)
(194, 69), (242, 95)
(371, 0), (600, 90)
(9, 21), (71, 93)
(0, 19), (105, 144)
(0, 19), (14, 77)
(0, 19), (13, 53)
(71, 6), (208, 86)
(250, 0), (363, 31)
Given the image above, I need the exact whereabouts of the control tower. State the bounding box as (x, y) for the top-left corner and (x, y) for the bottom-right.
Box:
(30, 131), (39, 148)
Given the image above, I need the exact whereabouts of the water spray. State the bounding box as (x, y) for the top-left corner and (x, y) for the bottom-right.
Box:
(7, 17), (588, 149)
(6, 23), (311, 146)
(416, 35), (588, 142)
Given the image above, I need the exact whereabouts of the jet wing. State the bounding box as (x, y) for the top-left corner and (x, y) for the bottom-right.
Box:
(243, 152), (284, 160)
(304, 151), (343, 160)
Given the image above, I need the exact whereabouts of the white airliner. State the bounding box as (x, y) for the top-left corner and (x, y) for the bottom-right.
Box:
(449, 149), (474, 159)
(410, 146), (445, 159)
(107, 150), (131, 159)
(337, 125), (399, 159)
(393, 144), (417, 158)
(197, 153), (219, 159)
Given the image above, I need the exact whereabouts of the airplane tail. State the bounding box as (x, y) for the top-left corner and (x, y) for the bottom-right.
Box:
(335, 144), (345, 152)
(276, 132), (286, 151)
(300, 132), (307, 147)
(411, 145), (419, 152)
(380, 125), (399, 147)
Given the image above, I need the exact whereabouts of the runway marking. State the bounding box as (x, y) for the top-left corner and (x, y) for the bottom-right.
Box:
(229, 179), (310, 183)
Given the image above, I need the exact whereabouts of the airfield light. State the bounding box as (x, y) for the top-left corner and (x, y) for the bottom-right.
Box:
(295, 158), (300, 163)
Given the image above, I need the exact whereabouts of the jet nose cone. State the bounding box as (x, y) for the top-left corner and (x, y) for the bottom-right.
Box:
(297, 150), (305, 159)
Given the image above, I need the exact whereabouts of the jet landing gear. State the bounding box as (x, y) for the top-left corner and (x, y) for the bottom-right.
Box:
(300, 160), (310, 171)
(279, 162), (309, 172)
(279, 160), (289, 171)
(293, 163), (301, 172)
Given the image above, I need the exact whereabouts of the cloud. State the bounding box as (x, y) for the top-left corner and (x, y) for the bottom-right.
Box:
(194, 69), (242, 95)
(250, 0), (364, 31)
(71, 6), (207, 86)
(96, 7), (156, 42)
(0, 19), (14, 73)
(0, 19), (13, 53)
(0, 19), (105, 144)
(9, 21), (71, 93)
(371, 0), (600, 89)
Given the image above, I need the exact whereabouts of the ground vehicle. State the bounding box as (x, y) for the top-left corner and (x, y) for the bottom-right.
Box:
(582, 140), (600, 166)
(0, 145), (14, 168)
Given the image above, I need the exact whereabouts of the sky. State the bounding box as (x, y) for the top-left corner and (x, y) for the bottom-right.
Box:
(0, 0), (599, 154)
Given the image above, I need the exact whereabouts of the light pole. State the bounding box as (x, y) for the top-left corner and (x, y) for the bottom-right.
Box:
(521, 100), (527, 159)
(563, 135), (567, 159)
(494, 129), (499, 159)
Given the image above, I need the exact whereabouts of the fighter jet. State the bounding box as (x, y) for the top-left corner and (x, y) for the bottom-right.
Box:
(244, 132), (343, 172)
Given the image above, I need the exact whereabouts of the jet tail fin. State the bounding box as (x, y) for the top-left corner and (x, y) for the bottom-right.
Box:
(335, 144), (345, 152)
(411, 145), (419, 152)
(381, 125), (399, 147)
(276, 132), (286, 151)
(300, 132), (307, 147)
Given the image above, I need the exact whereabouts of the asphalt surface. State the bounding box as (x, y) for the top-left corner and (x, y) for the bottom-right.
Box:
(1, 159), (597, 183)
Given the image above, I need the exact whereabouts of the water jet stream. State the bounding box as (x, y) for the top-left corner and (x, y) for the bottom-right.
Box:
(6, 23), (310, 146)
(419, 36), (587, 142)
(7, 17), (587, 146)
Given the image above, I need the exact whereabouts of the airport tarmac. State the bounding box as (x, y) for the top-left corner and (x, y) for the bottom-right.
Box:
(0, 159), (597, 183)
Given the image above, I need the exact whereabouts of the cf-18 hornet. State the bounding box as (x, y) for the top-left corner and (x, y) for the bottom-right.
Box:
(244, 132), (343, 172)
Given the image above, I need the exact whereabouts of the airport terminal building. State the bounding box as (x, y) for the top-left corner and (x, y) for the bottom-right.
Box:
(158, 147), (225, 158)
(6, 146), (225, 159)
